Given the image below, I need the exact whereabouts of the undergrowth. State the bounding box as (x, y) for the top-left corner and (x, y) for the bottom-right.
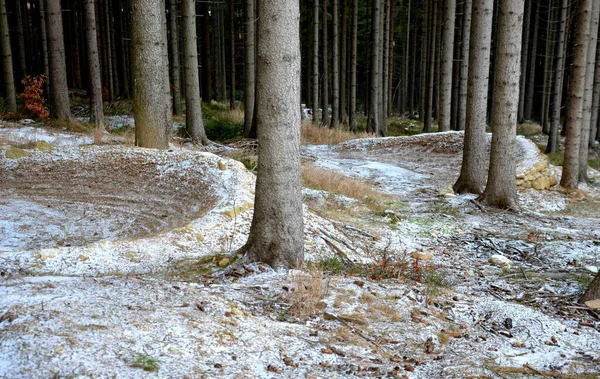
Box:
(301, 122), (373, 145)
(131, 353), (159, 372)
(302, 164), (387, 202)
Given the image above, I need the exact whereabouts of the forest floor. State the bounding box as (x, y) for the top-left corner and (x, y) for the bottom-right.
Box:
(1, 119), (600, 378)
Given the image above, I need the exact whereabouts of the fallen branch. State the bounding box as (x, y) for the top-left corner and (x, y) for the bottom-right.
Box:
(486, 364), (596, 379)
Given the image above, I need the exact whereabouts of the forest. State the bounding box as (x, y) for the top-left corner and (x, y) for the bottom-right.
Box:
(1, 0), (600, 377)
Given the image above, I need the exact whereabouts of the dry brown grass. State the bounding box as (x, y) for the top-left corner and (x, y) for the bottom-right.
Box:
(301, 121), (373, 145)
(284, 268), (328, 320)
(302, 164), (387, 202)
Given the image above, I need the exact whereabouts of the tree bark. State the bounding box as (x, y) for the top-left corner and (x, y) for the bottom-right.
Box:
(0, 0), (16, 112)
(578, 0), (599, 183)
(312, 0), (319, 123)
(477, 0), (523, 209)
(84, 0), (104, 131)
(132, 0), (169, 149)
(439, 0), (456, 131)
(546, 0), (568, 154)
(349, 0), (357, 131)
(590, 26), (600, 148)
(457, 0), (472, 131)
(331, 0), (339, 128)
(240, 0), (303, 269)
(524, 0), (538, 121)
(45, 0), (72, 120)
(541, 0), (557, 133)
(517, 0), (531, 123)
(161, 0), (173, 129)
(424, 0), (438, 133)
(181, 0), (208, 145)
(340, 0), (347, 125)
(38, 0), (50, 95)
(561, 0), (592, 189)
(454, 0), (493, 194)
(322, 0), (329, 125)
(169, 0), (182, 115)
(200, 3), (212, 102)
(380, 0), (390, 136)
(244, 0), (255, 135)
(15, 0), (27, 78)
(367, 0), (380, 134)
(229, 0), (235, 110)
(580, 272), (600, 304)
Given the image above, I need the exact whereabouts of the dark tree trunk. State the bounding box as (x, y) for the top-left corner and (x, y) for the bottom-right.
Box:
(424, 0), (438, 133)
(457, 0), (472, 131)
(45, 0), (72, 120)
(524, 0), (539, 121)
(201, 2), (212, 102)
(0, 0), (16, 112)
(340, 0), (347, 125)
(367, 0), (380, 134)
(169, 0), (182, 115)
(244, 0), (255, 135)
(312, 0), (319, 123)
(349, 0), (357, 130)
(322, 0), (329, 125)
(84, 0), (104, 131)
(228, 0), (235, 110)
(331, 0), (339, 128)
(517, 0), (531, 123)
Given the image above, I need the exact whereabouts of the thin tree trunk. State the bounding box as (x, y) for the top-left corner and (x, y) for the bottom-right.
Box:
(201, 3), (212, 102)
(517, 0), (531, 123)
(546, 0), (568, 154)
(229, 0), (235, 110)
(560, 0), (592, 189)
(45, 0), (72, 120)
(349, 0), (357, 131)
(117, 0), (130, 97)
(313, 0), (319, 123)
(439, 0), (456, 131)
(104, 0), (115, 100)
(244, 0), (255, 135)
(524, 1), (538, 121)
(108, 0), (119, 95)
(0, 0), (16, 112)
(182, 0), (208, 144)
(322, 0), (329, 125)
(15, 0), (27, 78)
(330, 0), (339, 128)
(387, 0), (394, 116)
(541, 0), (557, 133)
(457, 0), (471, 131)
(450, 0), (463, 131)
(578, 0), (599, 183)
(420, 0), (429, 122)
(169, 0), (182, 115)
(367, 0), (380, 134)
(38, 0), (50, 95)
(380, 0), (390, 136)
(478, 0), (523, 209)
(240, 0), (304, 269)
(161, 0), (173, 127)
(404, 0), (411, 115)
(220, 4), (226, 102)
(84, 0), (104, 131)
(340, 0), (347, 125)
(454, 0), (493, 194)
(132, 0), (169, 149)
(590, 26), (600, 148)
(424, 0), (438, 133)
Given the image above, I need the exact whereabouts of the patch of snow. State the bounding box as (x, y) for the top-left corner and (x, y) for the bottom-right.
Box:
(0, 125), (93, 147)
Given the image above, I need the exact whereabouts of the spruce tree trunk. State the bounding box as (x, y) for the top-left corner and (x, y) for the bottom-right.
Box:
(228, 0), (235, 110)
(131, 0), (169, 149)
(380, 0), (390, 136)
(454, 0), (493, 194)
(38, 0), (50, 95)
(45, 0), (72, 120)
(561, 0), (592, 189)
(517, 0), (531, 123)
(219, 4), (226, 102)
(84, 0), (104, 131)
(367, 0), (380, 134)
(322, 0), (329, 125)
(457, 0), (472, 131)
(404, 0), (411, 115)
(349, 0), (357, 131)
(201, 3), (212, 102)
(244, 0), (255, 135)
(578, 1), (599, 183)
(340, 0), (347, 125)
(477, 0), (523, 209)
(240, 0), (303, 269)
(439, 0), (456, 131)
(331, 0), (339, 128)
(541, 0), (557, 133)
(546, 0), (568, 154)
(0, 0), (16, 112)
(424, 0), (438, 133)
(590, 27), (600, 148)
(450, 0), (463, 131)
(103, 0), (115, 100)
(108, 0), (119, 95)
(312, 0), (319, 123)
(524, 1), (538, 121)
(15, 0), (27, 78)
(182, 0), (208, 144)
(420, 0), (429, 123)
(169, 0), (182, 115)
(117, 0), (130, 97)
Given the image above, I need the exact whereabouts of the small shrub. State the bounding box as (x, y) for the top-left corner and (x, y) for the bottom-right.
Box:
(131, 353), (159, 372)
(283, 268), (327, 320)
(19, 75), (49, 119)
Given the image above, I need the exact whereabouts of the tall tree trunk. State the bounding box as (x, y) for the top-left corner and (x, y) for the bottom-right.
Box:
(478, 0), (523, 209)
(84, 0), (104, 131)
(424, 0), (438, 133)
(517, 0), (531, 123)
(117, 0), (130, 97)
(312, 0), (319, 123)
(349, 0), (357, 131)
(339, 0), (347, 125)
(182, 0), (208, 144)
(131, 0), (169, 149)
(420, 0), (429, 122)
(219, 4), (226, 102)
(15, 0), (27, 78)
(561, 0), (592, 189)
(546, 0), (568, 154)
(38, 0), (50, 95)
(322, 0), (329, 125)
(109, 0), (119, 95)
(454, 0), (493, 194)
(367, 0), (380, 134)
(201, 3), (212, 102)
(541, 0), (557, 133)
(524, 1), (538, 121)
(439, 0), (456, 131)
(104, 0), (115, 100)
(169, 0), (182, 115)
(228, 0), (235, 110)
(380, 0), (390, 136)
(331, 0), (339, 128)
(240, 0), (303, 269)
(244, 0), (255, 135)
(404, 0), (411, 115)
(457, 0), (472, 131)
(0, 0), (15, 112)
(590, 26), (600, 148)
(161, 0), (173, 127)
(578, 0), (599, 183)
(450, 0), (463, 131)
(387, 0), (394, 116)
(45, 0), (72, 120)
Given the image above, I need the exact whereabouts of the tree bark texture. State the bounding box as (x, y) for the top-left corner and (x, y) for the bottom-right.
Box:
(478, 0), (524, 209)
(0, 0), (16, 112)
(340, 0), (347, 124)
(349, 0), (357, 130)
(45, 0), (72, 120)
(244, 0), (255, 135)
(242, 0), (304, 269)
(457, 0), (472, 131)
(439, 0), (456, 131)
(367, 0), (380, 134)
(547, 0), (568, 154)
(331, 0), (339, 128)
(312, 0), (319, 122)
(517, 0), (531, 123)
(169, 0), (182, 115)
(84, 0), (104, 130)
(322, 0), (329, 125)
(590, 25), (600, 147)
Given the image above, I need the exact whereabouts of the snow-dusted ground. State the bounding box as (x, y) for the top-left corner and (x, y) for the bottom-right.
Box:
(1, 126), (599, 378)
